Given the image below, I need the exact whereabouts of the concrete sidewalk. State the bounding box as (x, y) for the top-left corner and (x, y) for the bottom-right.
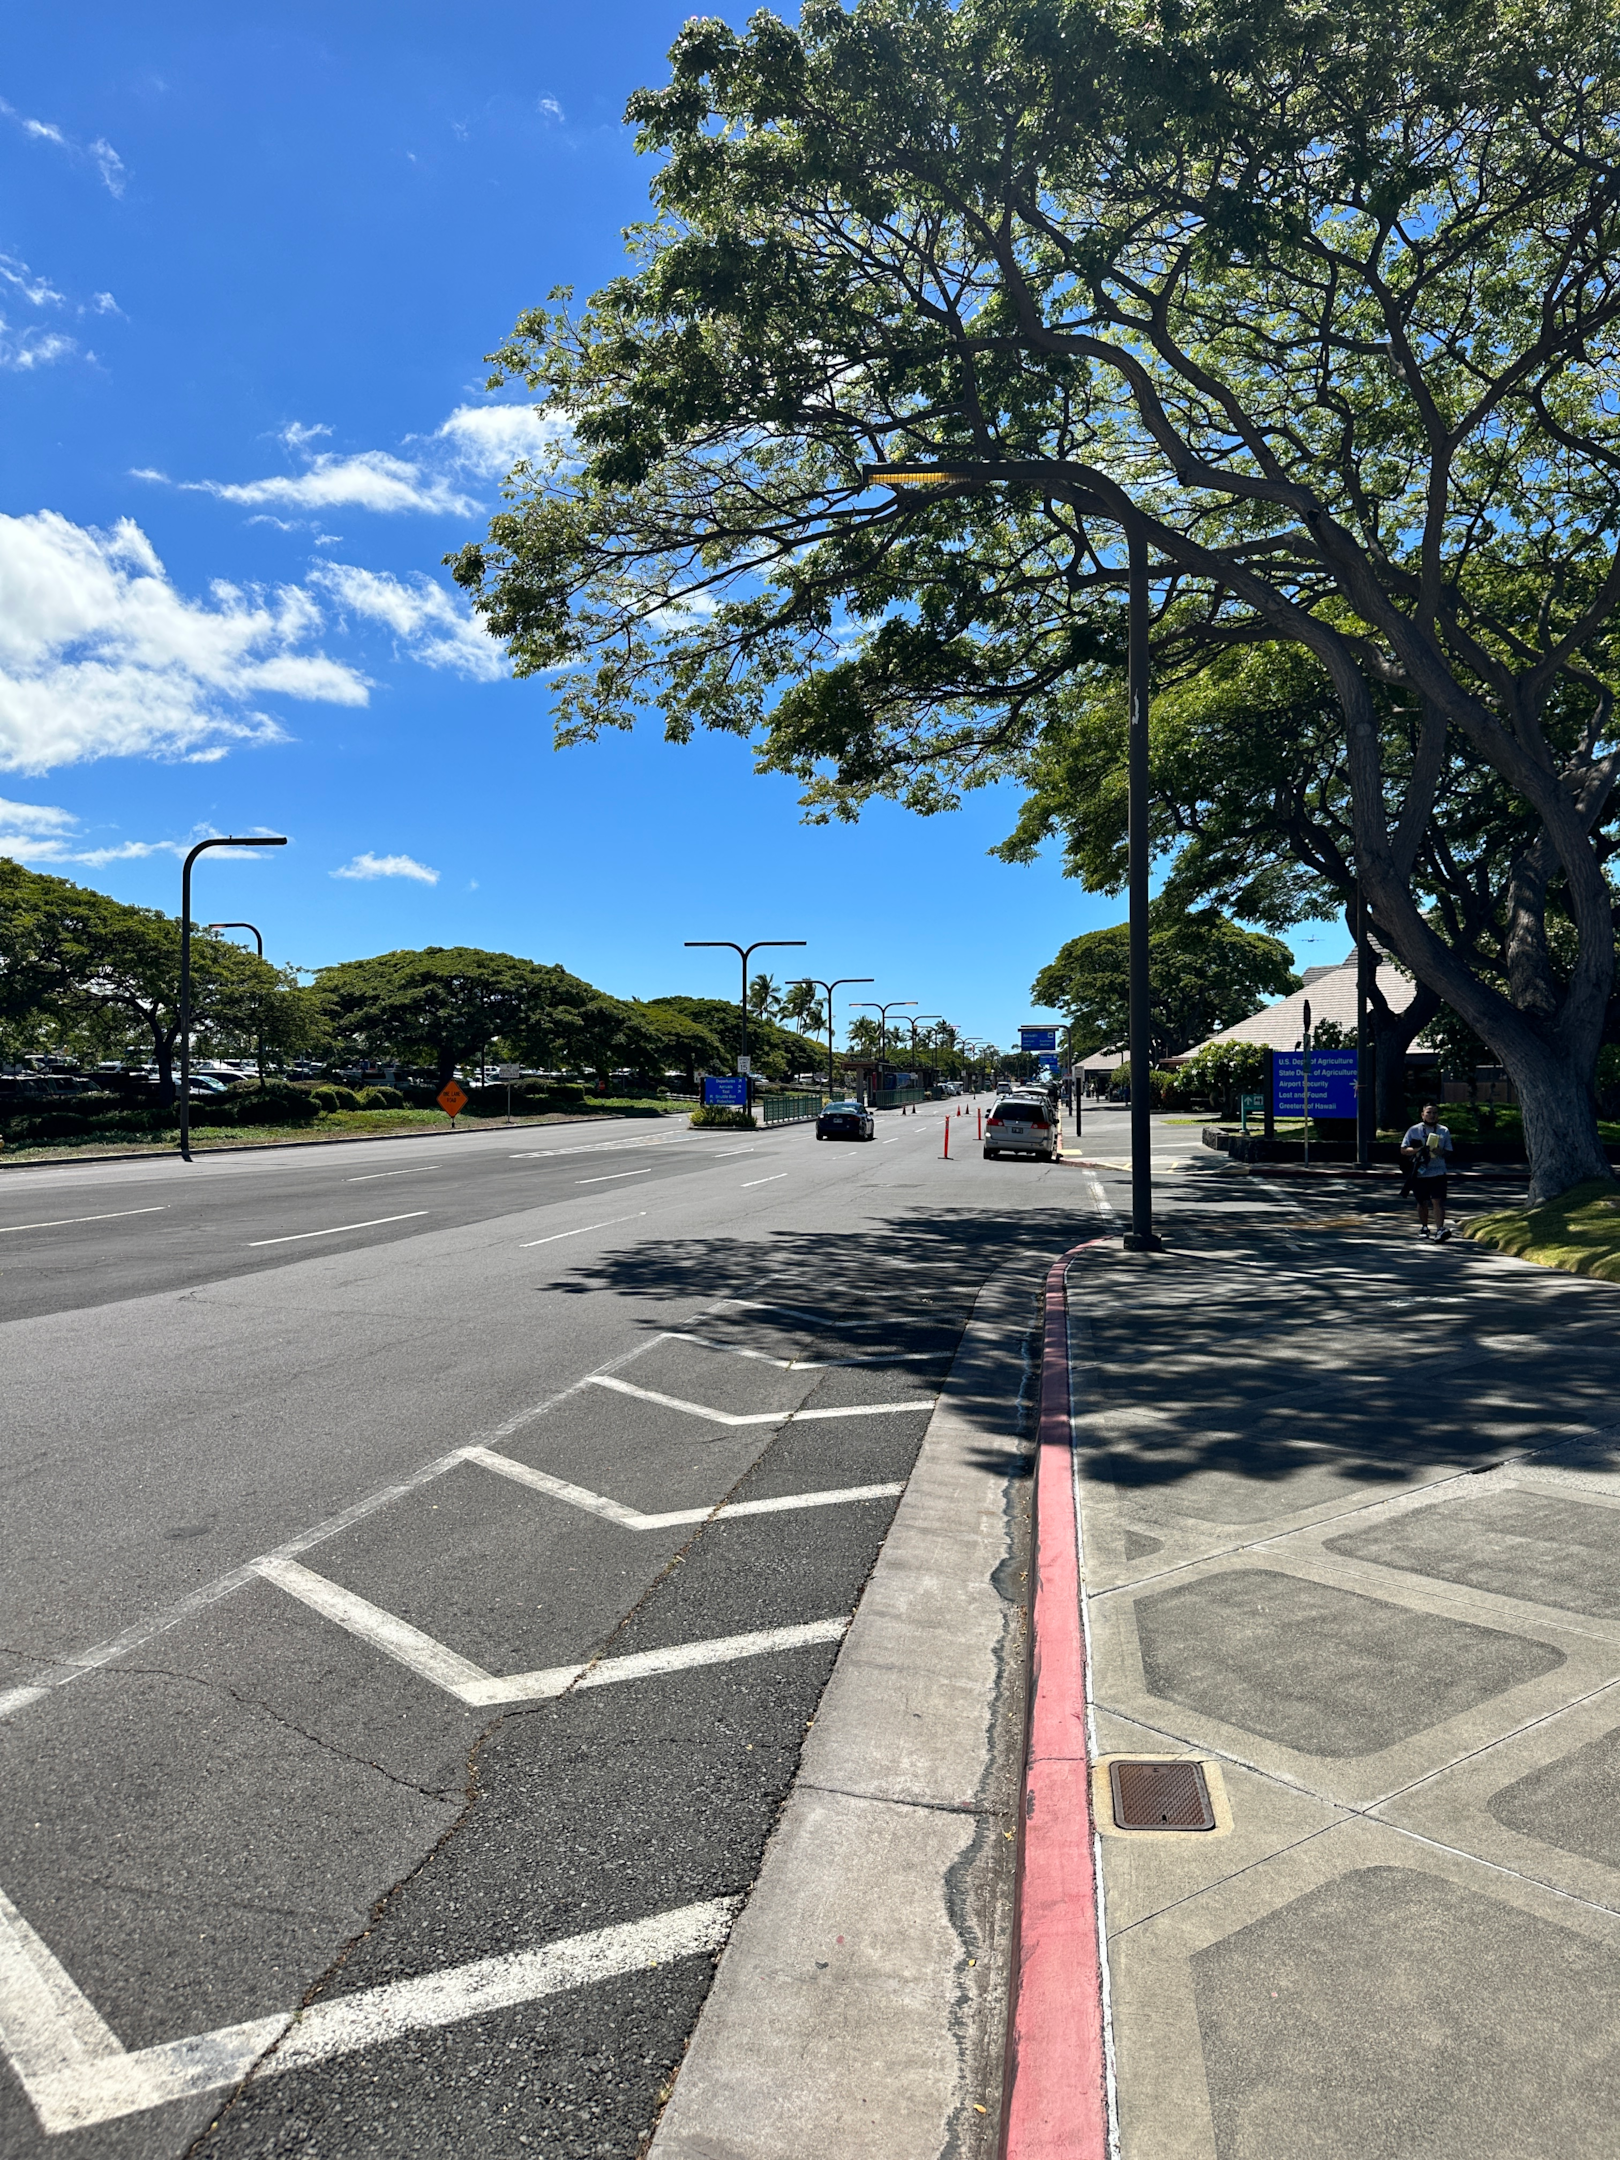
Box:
(1071, 1202), (1620, 2158)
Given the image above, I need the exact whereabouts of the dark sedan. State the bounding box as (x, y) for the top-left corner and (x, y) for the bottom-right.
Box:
(817, 1099), (875, 1141)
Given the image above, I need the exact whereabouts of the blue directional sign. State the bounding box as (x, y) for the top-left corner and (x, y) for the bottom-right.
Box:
(1272, 1050), (1358, 1117)
(1020, 1026), (1059, 1052)
(703, 1076), (749, 1108)
(1036, 1054), (1062, 1075)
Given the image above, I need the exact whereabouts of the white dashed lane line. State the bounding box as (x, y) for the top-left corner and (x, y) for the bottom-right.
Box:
(741, 1174), (787, 1188)
(519, 1212), (648, 1248)
(247, 1211), (429, 1248)
(0, 1206), (167, 1235)
(576, 1168), (654, 1184)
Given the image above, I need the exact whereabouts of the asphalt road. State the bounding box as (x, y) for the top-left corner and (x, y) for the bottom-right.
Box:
(1, 1100), (1127, 2160)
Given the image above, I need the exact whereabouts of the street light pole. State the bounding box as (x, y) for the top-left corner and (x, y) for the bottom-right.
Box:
(852, 1001), (916, 1100)
(908, 1016), (945, 1094)
(207, 921), (266, 1089)
(180, 838), (286, 1161)
(1122, 526), (1163, 1252)
(792, 977), (873, 1098)
(685, 939), (807, 1094)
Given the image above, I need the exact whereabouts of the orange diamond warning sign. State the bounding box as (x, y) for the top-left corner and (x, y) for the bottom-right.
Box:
(437, 1080), (468, 1118)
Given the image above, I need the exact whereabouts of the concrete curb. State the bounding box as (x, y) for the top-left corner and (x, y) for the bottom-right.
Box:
(647, 1273), (1039, 2160)
(1000, 1249), (1109, 2160)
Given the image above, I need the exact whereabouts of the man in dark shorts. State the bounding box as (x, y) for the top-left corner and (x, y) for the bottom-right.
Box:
(1401, 1102), (1455, 1240)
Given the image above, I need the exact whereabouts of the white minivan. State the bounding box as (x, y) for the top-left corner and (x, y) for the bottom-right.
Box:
(983, 1093), (1056, 1162)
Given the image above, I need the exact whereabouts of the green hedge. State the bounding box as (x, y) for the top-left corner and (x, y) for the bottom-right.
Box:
(192, 1083), (320, 1126)
(689, 1104), (757, 1130)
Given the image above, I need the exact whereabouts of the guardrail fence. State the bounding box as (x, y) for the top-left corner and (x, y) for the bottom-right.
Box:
(759, 1092), (826, 1127)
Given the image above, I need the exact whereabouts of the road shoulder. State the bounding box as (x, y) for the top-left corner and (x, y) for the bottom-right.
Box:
(648, 1272), (1039, 2160)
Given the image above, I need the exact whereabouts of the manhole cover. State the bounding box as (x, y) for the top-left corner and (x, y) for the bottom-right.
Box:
(1110, 1759), (1216, 1831)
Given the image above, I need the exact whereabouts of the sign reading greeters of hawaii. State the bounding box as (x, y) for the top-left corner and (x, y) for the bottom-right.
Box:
(1271, 1050), (1358, 1118)
(1020, 1026), (1060, 1052)
(703, 1076), (749, 1108)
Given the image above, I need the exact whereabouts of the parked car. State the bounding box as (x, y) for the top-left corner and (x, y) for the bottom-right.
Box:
(817, 1099), (876, 1142)
(983, 1094), (1056, 1161)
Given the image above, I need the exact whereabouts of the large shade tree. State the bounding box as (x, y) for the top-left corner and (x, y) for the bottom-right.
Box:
(0, 860), (309, 1102)
(453, 0), (1620, 1200)
(1032, 904), (1299, 1062)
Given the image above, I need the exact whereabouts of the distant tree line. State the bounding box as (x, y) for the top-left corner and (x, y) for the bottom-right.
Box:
(0, 860), (826, 1101)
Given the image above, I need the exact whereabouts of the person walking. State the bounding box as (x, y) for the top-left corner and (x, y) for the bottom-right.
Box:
(1401, 1102), (1455, 1240)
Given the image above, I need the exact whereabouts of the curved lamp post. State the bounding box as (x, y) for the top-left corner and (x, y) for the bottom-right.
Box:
(207, 921), (267, 1089)
(792, 976), (873, 1097)
(684, 938), (807, 1091)
(180, 838), (286, 1161)
(852, 1000), (916, 1103)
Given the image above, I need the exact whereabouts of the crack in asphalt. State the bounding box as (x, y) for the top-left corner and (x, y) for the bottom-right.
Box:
(107, 1663), (467, 1801)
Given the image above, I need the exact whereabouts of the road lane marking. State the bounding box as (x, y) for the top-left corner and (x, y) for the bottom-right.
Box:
(0, 1879), (738, 2134)
(465, 1447), (903, 1529)
(251, 1554), (848, 1707)
(247, 1211), (428, 1247)
(519, 1212), (647, 1248)
(346, 1165), (442, 1181)
(0, 1206), (166, 1235)
(660, 1332), (936, 1368)
(586, 1374), (932, 1425)
(741, 1173), (786, 1187)
(252, 1557), (489, 1693)
(576, 1168), (653, 1184)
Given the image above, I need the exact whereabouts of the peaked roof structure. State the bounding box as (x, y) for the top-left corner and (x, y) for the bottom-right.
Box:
(1176, 952), (1419, 1057)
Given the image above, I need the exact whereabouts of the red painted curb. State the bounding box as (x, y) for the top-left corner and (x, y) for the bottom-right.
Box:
(1000, 1248), (1109, 2159)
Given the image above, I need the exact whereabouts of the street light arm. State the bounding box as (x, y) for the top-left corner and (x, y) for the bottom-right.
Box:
(179, 837), (287, 1163)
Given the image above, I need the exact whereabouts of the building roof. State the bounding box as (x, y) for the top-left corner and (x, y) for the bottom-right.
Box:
(1175, 952), (1418, 1057)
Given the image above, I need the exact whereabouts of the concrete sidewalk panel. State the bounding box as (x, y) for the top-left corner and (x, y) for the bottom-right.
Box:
(1090, 1707), (1346, 1936)
(1372, 1682), (1620, 1908)
(1107, 1813), (1620, 2160)
(1132, 1565), (1565, 1757)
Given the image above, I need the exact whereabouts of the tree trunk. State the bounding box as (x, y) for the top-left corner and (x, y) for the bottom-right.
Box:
(1370, 981), (1440, 1133)
(152, 1019), (177, 1108)
(436, 1047), (456, 1090)
(1494, 1039), (1613, 1204)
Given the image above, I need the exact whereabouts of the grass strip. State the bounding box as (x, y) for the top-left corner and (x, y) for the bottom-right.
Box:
(0, 1101), (687, 1166)
(1462, 1176), (1620, 1282)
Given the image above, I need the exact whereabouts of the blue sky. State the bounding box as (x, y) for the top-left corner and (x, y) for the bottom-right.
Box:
(0, 3), (1343, 1048)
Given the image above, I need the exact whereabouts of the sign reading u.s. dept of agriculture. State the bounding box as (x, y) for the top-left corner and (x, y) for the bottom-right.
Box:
(1272, 1049), (1358, 1117)
(1019, 1026), (1059, 1052)
(703, 1076), (749, 1108)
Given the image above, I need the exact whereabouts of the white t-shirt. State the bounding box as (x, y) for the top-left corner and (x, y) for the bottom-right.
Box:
(1403, 1122), (1453, 1176)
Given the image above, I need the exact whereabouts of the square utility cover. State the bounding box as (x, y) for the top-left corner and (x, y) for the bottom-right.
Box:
(1110, 1757), (1216, 1831)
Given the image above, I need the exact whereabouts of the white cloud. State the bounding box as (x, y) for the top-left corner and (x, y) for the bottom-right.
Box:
(436, 402), (568, 478)
(142, 449), (476, 517)
(0, 98), (126, 194)
(0, 320), (76, 371)
(0, 250), (113, 371)
(537, 96), (564, 122)
(309, 563), (506, 681)
(0, 510), (369, 774)
(0, 797), (266, 868)
(331, 851), (439, 884)
(0, 253), (65, 308)
(278, 420), (332, 450)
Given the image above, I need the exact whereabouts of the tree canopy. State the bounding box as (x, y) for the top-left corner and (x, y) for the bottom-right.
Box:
(453, 0), (1620, 1198)
(1032, 905), (1299, 1061)
(0, 859), (310, 1100)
